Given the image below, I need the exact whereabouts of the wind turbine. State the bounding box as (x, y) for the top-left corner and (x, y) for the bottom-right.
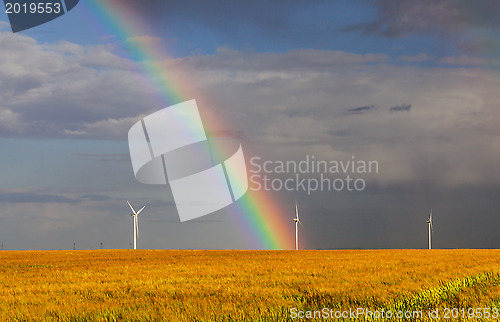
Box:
(293, 200), (302, 250)
(127, 201), (145, 250)
(426, 210), (433, 249)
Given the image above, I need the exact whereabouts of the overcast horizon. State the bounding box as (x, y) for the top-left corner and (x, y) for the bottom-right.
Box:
(1, 0), (500, 250)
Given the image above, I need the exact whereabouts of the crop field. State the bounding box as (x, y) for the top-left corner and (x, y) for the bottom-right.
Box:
(0, 249), (499, 321)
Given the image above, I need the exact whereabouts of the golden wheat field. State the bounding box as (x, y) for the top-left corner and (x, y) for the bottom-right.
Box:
(0, 249), (499, 321)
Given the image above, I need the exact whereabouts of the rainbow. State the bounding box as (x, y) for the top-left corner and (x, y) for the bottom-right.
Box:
(80, 0), (295, 249)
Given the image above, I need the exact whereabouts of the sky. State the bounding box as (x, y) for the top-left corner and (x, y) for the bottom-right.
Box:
(0, 0), (500, 250)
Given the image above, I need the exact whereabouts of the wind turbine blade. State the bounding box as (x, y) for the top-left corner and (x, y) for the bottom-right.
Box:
(127, 201), (137, 214)
(136, 206), (146, 215)
(295, 200), (299, 219)
(298, 219), (303, 226)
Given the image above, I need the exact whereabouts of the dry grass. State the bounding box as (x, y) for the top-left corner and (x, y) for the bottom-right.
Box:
(0, 249), (499, 321)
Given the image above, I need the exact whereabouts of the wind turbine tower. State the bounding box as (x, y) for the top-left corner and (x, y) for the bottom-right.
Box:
(426, 210), (433, 249)
(127, 201), (145, 250)
(293, 200), (302, 250)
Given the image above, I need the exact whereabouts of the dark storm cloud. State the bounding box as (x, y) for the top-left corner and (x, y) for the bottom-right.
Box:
(306, 184), (500, 249)
(343, 0), (500, 38)
(348, 105), (375, 113)
(341, 0), (500, 53)
(0, 192), (78, 204)
(347, 103), (412, 114)
(389, 104), (411, 112)
(342, 0), (462, 37)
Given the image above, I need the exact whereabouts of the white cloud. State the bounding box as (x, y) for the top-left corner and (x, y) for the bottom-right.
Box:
(1, 33), (500, 188)
(0, 32), (157, 137)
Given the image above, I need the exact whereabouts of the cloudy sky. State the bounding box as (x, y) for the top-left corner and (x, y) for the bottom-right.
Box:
(1, 0), (500, 250)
